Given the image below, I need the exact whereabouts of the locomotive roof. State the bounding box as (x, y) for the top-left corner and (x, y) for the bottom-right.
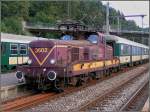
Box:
(1, 33), (47, 43)
(105, 34), (149, 49)
(51, 39), (91, 47)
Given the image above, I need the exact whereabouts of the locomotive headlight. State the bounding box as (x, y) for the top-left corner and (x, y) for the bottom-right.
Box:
(27, 59), (32, 65)
(50, 59), (55, 64)
(47, 71), (57, 81)
(43, 68), (46, 72)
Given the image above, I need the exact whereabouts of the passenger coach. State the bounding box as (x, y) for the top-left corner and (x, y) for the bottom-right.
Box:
(1, 33), (47, 72)
(105, 35), (149, 66)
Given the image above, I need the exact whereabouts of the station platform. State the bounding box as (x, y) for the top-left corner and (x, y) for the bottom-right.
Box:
(142, 98), (149, 112)
(1, 72), (25, 100)
(1, 72), (19, 86)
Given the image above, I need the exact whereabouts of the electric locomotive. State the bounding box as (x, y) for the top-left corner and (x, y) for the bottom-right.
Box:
(16, 32), (120, 91)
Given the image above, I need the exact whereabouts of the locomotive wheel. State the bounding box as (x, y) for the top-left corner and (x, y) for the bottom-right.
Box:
(70, 77), (78, 86)
(89, 72), (97, 80)
(105, 69), (110, 77)
(87, 76), (93, 82)
(76, 78), (84, 87)
(104, 70), (108, 77)
(51, 80), (64, 93)
(114, 68), (118, 73)
(25, 78), (34, 90)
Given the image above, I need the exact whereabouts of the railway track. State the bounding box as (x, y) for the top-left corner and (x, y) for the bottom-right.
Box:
(2, 64), (148, 111)
(120, 82), (149, 111)
(80, 71), (149, 112)
(2, 87), (78, 111)
(24, 64), (148, 112)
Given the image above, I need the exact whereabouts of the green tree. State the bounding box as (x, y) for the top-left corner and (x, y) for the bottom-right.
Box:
(1, 1), (143, 36)
(2, 17), (23, 34)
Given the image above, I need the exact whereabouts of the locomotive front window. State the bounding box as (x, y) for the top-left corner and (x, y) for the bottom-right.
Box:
(20, 44), (27, 55)
(88, 35), (98, 44)
(10, 44), (18, 55)
(61, 35), (73, 40)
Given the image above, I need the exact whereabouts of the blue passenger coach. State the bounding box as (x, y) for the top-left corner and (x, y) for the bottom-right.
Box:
(105, 35), (149, 66)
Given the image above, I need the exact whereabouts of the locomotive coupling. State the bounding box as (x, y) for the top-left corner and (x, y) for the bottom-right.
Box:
(47, 71), (57, 81)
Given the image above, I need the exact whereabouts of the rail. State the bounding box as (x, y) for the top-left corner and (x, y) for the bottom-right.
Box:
(119, 81), (149, 111)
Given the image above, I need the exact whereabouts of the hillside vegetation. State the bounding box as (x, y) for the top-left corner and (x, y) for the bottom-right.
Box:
(1, 1), (142, 38)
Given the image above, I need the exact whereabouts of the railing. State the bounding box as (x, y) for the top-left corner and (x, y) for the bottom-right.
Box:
(25, 21), (57, 29)
(23, 21), (149, 34)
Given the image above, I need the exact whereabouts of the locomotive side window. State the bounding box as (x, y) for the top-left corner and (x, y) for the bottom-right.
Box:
(71, 48), (79, 62)
(84, 48), (89, 60)
(88, 35), (98, 44)
(20, 44), (27, 55)
(10, 44), (18, 55)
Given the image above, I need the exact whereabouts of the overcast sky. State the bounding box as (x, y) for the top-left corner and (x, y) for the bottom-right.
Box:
(102, 1), (149, 28)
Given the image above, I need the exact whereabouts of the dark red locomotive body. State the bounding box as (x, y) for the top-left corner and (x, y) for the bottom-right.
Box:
(17, 32), (119, 90)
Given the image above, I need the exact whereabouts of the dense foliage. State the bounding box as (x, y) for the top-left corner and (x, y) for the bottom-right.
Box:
(1, 1), (143, 37)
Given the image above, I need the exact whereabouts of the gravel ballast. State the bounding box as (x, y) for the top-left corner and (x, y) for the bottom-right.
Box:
(25, 65), (148, 112)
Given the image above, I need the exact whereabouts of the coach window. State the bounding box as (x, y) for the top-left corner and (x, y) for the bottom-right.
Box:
(144, 49), (146, 55)
(142, 48), (144, 54)
(20, 44), (27, 55)
(10, 44), (18, 55)
(1, 44), (6, 55)
(132, 46), (136, 55)
(139, 47), (142, 55)
(121, 44), (130, 55)
(138, 48), (140, 55)
(146, 49), (149, 55)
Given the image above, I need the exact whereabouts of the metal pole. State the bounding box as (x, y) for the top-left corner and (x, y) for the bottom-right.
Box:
(106, 2), (109, 35)
(104, 2), (109, 75)
(67, 0), (70, 19)
(117, 16), (120, 34)
(141, 16), (144, 44)
(142, 16), (144, 30)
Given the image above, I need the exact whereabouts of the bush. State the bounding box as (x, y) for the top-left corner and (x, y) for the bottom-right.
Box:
(1, 17), (23, 34)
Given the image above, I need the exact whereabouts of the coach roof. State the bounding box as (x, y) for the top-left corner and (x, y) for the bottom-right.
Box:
(105, 34), (149, 49)
(1, 33), (47, 43)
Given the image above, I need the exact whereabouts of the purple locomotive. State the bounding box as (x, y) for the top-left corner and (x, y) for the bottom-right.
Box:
(16, 32), (119, 91)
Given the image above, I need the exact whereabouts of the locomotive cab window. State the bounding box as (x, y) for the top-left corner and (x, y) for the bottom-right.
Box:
(20, 44), (27, 55)
(61, 35), (73, 40)
(88, 35), (98, 44)
(10, 44), (18, 55)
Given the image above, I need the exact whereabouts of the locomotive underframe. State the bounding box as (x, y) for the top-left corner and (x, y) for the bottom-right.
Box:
(17, 62), (120, 91)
